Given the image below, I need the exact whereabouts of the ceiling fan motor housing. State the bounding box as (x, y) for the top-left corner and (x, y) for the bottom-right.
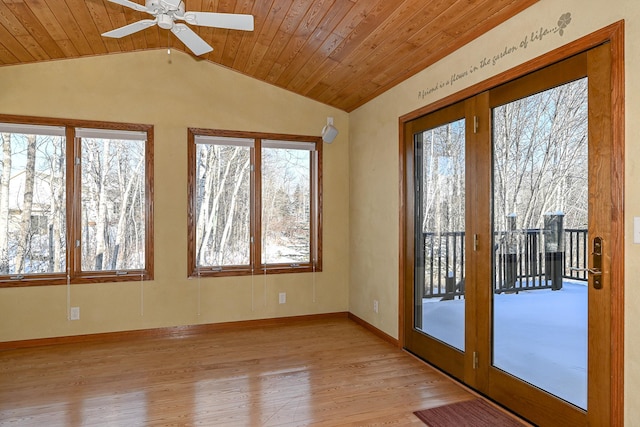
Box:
(145, 0), (185, 16)
(157, 13), (174, 29)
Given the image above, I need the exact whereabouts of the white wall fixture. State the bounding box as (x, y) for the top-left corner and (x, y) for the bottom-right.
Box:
(322, 117), (338, 143)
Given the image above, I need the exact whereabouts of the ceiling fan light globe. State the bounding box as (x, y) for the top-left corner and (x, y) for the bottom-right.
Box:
(157, 14), (174, 29)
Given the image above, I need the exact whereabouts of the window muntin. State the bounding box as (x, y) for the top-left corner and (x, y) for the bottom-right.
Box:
(0, 118), (153, 286)
(189, 130), (322, 277)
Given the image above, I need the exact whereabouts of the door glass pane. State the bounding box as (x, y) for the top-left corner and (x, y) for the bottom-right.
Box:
(414, 119), (465, 351)
(492, 78), (588, 409)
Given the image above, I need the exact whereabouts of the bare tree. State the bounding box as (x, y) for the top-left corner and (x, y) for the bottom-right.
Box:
(493, 78), (588, 231)
(112, 153), (144, 269)
(14, 135), (36, 273)
(196, 144), (251, 266)
(0, 133), (11, 272)
(420, 119), (465, 234)
(48, 139), (66, 272)
(217, 157), (250, 265)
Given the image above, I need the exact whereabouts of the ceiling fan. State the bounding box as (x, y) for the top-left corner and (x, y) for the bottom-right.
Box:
(101, 0), (254, 56)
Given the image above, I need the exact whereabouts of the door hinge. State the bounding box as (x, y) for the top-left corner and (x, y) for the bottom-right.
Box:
(473, 351), (479, 369)
(473, 116), (479, 134)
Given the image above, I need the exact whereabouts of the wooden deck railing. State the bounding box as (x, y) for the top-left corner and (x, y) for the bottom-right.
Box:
(420, 229), (588, 299)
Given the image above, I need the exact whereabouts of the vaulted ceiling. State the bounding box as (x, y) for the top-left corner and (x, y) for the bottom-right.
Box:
(0, 0), (538, 112)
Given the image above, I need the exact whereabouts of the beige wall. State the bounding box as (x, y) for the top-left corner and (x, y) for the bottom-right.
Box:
(349, 0), (639, 423)
(0, 49), (350, 340)
(3, 0), (640, 422)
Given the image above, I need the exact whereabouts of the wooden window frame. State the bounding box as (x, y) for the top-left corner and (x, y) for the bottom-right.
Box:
(0, 114), (154, 288)
(187, 128), (323, 278)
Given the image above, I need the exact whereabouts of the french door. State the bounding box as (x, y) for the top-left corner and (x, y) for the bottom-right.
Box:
(403, 42), (620, 426)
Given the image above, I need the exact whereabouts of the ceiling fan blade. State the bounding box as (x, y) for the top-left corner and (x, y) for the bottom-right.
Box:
(104, 0), (149, 13)
(171, 23), (213, 56)
(182, 12), (254, 31)
(102, 19), (157, 38)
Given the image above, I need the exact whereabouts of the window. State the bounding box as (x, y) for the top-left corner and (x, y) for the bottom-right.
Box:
(188, 129), (322, 277)
(0, 117), (153, 286)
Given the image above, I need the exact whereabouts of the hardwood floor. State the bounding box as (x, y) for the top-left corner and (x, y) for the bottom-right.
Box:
(1, 317), (489, 426)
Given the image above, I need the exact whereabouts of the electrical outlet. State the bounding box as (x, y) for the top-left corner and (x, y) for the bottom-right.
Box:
(373, 300), (379, 313)
(279, 292), (286, 304)
(70, 306), (80, 320)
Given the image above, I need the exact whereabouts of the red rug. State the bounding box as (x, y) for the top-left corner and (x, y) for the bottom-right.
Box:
(413, 398), (526, 427)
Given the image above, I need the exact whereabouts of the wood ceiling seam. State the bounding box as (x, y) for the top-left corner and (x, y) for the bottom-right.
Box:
(0, 39), (20, 64)
(63, 0), (109, 55)
(231, 0), (272, 70)
(209, 0), (236, 63)
(317, 0), (456, 107)
(242, 0), (286, 75)
(266, 0), (334, 84)
(85, 0), (124, 53)
(254, 0), (309, 81)
(42, 0), (94, 56)
(223, 0), (256, 68)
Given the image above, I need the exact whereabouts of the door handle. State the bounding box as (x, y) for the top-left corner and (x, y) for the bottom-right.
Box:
(570, 267), (602, 275)
(569, 236), (603, 289)
(592, 236), (603, 289)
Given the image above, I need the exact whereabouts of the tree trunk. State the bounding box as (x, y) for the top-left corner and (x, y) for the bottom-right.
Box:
(0, 133), (11, 272)
(93, 139), (110, 271)
(51, 142), (65, 272)
(113, 155), (143, 269)
(15, 134), (36, 273)
(217, 158), (250, 265)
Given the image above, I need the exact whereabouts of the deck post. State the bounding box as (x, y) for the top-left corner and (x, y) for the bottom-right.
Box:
(503, 214), (518, 290)
(544, 212), (565, 290)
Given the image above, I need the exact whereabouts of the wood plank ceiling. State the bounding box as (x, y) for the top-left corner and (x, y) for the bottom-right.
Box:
(0, 0), (539, 112)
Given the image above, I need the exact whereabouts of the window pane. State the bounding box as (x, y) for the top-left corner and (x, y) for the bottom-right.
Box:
(0, 130), (66, 274)
(195, 143), (251, 267)
(81, 136), (146, 271)
(262, 146), (311, 264)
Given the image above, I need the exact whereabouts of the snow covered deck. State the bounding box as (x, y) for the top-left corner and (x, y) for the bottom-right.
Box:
(421, 280), (587, 409)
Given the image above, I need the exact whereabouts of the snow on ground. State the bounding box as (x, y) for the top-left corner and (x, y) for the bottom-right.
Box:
(421, 281), (587, 409)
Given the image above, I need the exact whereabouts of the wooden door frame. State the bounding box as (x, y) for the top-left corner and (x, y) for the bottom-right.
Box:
(398, 21), (624, 425)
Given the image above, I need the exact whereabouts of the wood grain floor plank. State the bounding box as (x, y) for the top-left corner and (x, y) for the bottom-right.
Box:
(0, 318), (475, 426)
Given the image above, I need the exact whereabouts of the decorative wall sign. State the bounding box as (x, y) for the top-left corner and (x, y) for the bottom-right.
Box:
(417, 13), (573, 100)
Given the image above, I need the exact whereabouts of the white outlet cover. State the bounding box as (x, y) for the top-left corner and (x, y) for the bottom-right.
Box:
(70, 306), (80, 320)
(279, 292), (286, 304)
